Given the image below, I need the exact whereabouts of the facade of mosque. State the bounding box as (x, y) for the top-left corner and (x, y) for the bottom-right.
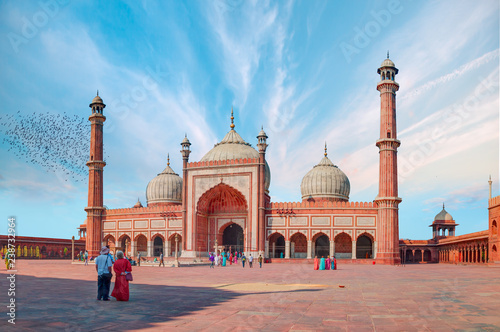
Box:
(80, 56), (500, 266)
(80, 56), (403, 264)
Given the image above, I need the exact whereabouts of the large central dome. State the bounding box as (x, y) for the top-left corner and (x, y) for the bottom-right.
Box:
(201, 130), (258, 162)
(200, 124), (271, 191)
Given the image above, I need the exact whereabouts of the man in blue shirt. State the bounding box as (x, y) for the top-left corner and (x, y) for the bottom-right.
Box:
(95, 246), (113, 301)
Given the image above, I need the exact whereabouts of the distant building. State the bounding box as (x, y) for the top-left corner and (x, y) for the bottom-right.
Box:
(399, 179), (499, 266)
(0, 235), (85, 259)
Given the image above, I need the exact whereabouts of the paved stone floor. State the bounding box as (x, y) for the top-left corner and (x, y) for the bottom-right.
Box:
(1, 260), (499, 331)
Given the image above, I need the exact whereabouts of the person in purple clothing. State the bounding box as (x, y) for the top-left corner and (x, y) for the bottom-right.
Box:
(209, 253), (215, 269)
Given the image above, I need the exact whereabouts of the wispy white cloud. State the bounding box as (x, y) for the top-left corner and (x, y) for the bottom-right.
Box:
(399, 49), (499, 105)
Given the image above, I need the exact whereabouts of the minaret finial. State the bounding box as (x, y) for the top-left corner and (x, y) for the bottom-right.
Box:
(387, 50), (389, 59)
(443, 202), (445, 209)
(167, 153), (170, 166)
(324, 142), (328, 157)
(230, 107), (235, 129)
(97, 89), (99, 96)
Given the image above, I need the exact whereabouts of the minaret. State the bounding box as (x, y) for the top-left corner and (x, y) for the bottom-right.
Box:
(256, 126), (268, 255)
(180, 134), (191, 252)
(375, 54), (402, 265)
(85, 92), (106, 257)
(489, 175), (493, 199)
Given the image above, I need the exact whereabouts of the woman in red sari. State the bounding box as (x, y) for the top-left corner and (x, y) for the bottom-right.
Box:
(111, 251), (132, 301)
(314, 256), (319, 270)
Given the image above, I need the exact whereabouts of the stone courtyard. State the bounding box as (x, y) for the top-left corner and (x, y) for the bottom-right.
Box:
(1, 260), (500, 331)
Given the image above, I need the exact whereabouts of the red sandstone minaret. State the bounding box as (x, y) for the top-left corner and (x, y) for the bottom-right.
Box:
(375, 53), (402, 265)
(256, 126), (268, 254)
(85, 92), (106, 257)
(180, 134), (191, 251)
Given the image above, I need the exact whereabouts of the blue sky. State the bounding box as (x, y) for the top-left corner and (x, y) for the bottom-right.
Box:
(0, 0), (498, 240)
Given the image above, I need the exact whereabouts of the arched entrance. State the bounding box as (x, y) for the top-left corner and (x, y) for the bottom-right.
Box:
(196, 183), (248, 255)
(268, 233), (285, 258)
(222, 223), (244, 254)
(136, 235), (147, 257)
(119, 235), (131, 257)
(314, 234), (330, 258)
(415, 249), (422, 262)
(291, 232), (307, 258)
(334, 233), (352, 259)
(104, 235), (116, 252)
(423, 249), (431, 262)
(405, 249), (413, 263)
(169, 234), (182, 257)
(153, 236), (164, 257)
(356, 234), (373, 259)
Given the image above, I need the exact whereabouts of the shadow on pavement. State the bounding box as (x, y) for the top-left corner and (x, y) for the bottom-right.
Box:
(6, 274), (321, 331)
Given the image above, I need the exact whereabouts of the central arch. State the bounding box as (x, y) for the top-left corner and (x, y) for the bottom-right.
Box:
(222, 223), (244, 253)
(196, 183), (248, 255)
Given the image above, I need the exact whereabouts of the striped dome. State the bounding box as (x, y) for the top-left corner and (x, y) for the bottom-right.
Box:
(146, 161), (182, 205)
(300, 156), (350, 201)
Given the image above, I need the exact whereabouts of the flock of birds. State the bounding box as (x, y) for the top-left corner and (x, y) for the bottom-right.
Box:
(1, 111), (108, 183)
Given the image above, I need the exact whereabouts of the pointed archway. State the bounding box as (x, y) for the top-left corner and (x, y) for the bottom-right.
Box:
(196, 183), (248, 255)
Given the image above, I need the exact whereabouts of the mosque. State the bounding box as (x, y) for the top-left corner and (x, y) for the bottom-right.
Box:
(80, 55), (402, 264)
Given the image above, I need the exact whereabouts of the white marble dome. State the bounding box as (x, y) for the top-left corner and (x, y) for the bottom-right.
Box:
(380, 58), (395, 68)
(146, 161), (182, 205)
(301, 155), (350, 201)
(434, 205), (454, 222)
(201, 129), (271, 191)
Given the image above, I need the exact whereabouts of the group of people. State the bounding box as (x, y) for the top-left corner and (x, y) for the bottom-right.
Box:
(208, 251), (263, 268)
(314, 255), (337, 270)
(77, 250), (89, 265)
(94, 246), (132, 301)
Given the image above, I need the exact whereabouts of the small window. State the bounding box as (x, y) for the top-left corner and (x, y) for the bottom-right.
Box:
(387, 131), (391, 138)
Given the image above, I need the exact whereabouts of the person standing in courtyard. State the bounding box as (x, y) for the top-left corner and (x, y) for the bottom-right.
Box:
(137, 252), (141, 266)
(248, 254), (253, 268)
(320, 256), (326, 270)
(242, 253), (246, 268)
(325, 256), (331, 270)
(84, 250), (89, 266)
(106, 245), (115, 264)
(229, 252), (233, 265)
(222, 252), (227, 267)
(258, 254), (263, 268)
(209, 252), (215, 268)
(314, 256), (319, 270)
(111, 251), (132, 301)
(332, 256), (337, 270)
(159, 252), (165, 267)
(95, 246), (113, 301)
